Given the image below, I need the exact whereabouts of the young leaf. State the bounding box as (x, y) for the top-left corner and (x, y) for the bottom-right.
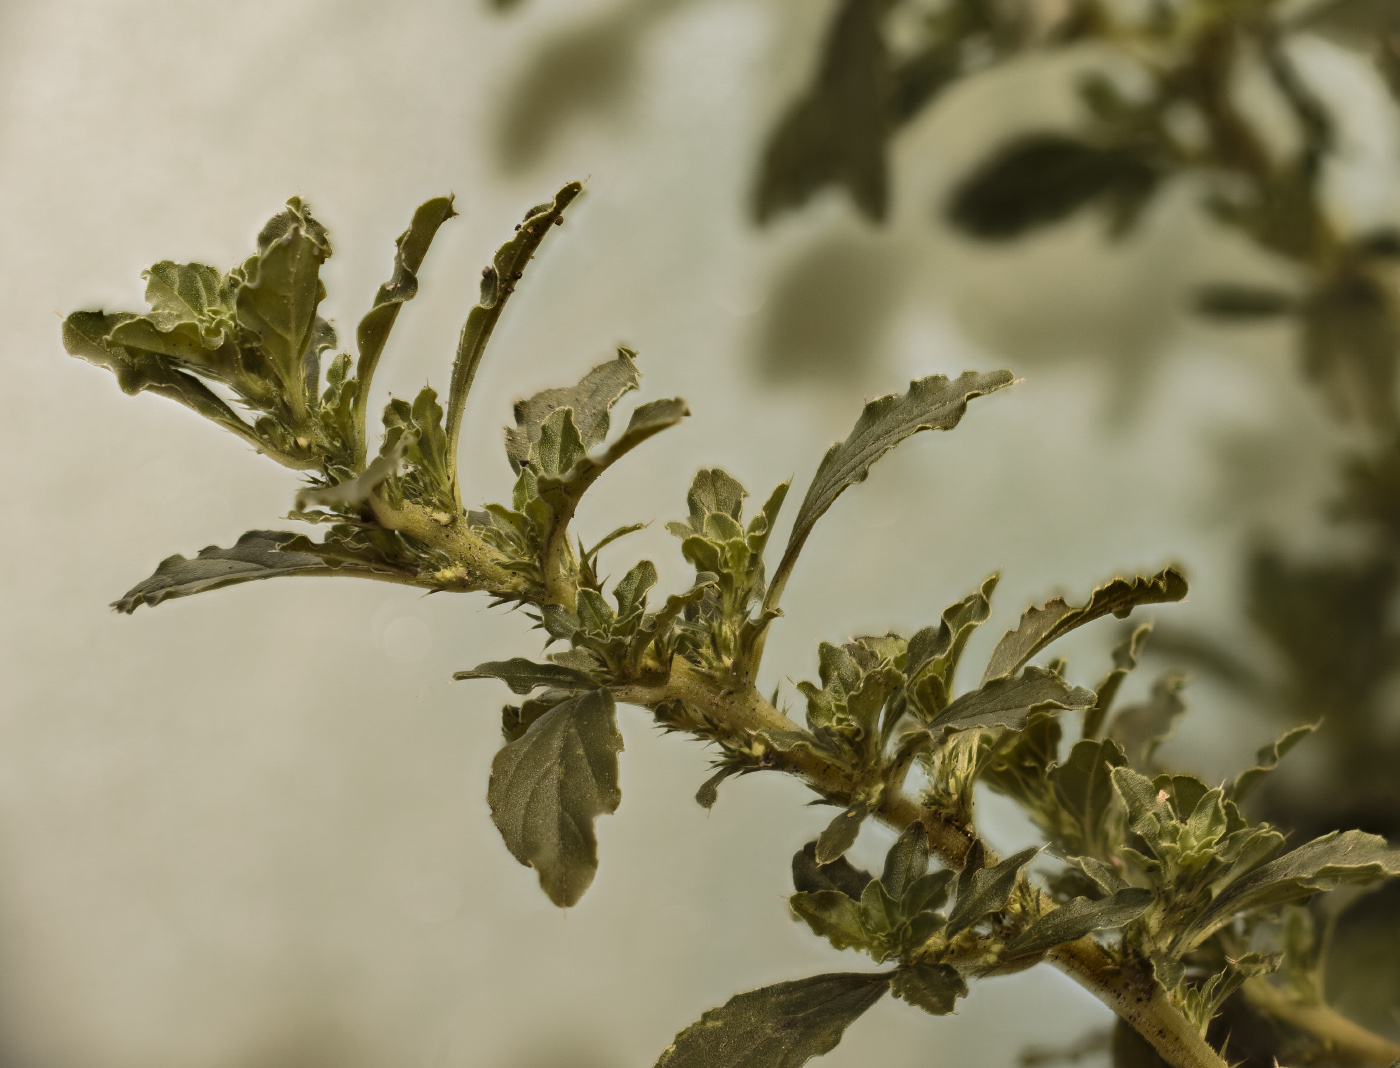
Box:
(486, 688), (623, 908)
(113, 530), (343, 613)
(793, 842), (874, 898)
(1229, 723), (1316, 803)
(505, 348), (641, 471)
(931, 666), (1095, 731)
(889, 963), (967, 1016)
(946, 845), (1039, 936)
(1004, 889), (1153, 960)
(767, 370), (1014, 613)
(453, 658), (596, 694)
(905, 574), (999, 693)
(816, 802), (872, 864)
(446, 181), (584, 484)
(881, 823), (930, 901)
(982, 568), (1188, 684)
(352, 195), (457, 459)
(1186, 830), (1400, 946)
(653, 972), (890, 1068)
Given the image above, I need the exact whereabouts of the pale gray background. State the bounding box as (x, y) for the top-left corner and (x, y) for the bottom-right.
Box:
(1, 2), (1393, 1067)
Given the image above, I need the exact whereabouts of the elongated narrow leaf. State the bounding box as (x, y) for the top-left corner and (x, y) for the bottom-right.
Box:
(946, 845), (1039, 935)
(445, 181), (584, 475)
(1083, 624), (1150, 740)
(352, 196), (457, 451)
(1004, 889), (1153, 959)
(487, 688), (622, 907)
(768, 370), (1013, 610)
(889, 963), (966, 1016)
(982, 568), (1188, 684)
(932, 666), (1094, 731)
(113, 530), (339, 613)
(653, 972), (889, 1068)
(454, 657), (596, 694)
(1188, 830), (1400, 946)
(1230, 724), (1316, 803)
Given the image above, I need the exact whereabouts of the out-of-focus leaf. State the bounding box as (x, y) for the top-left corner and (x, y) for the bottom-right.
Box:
(487, 688), (622, 907)
(793, 842), (874, 898)
(447, 181), (583, 476)
(1004, 889), (1153, 959)
(889, 963), (967, 1015)
(1051, 738), (1128, 854)
(1195, 284), (1299, 320)
(1188, 830), (1400, 946)
(454, 657), (596, 694)
(754, 0), (891, 223)
(1230, 724), (1316, 803)
(946, 135), (1161, 241)
(113, 530), (340, 613)
(1301, 268), (1400, 426)
(982, 568), (1188, 684)
(1107, 673), (1187, 770)
(653, 972), (889, 1068)
(932, 666), (1094, 731)
(767, 370), (1013, 612)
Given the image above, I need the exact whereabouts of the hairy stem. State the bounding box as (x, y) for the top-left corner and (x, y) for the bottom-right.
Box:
(616, 659), (1228, 1068)
(1244, 977), (1400, 1066)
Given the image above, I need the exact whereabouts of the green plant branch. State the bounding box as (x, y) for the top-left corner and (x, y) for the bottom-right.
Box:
(1244, 975), (1400, 1066)
(615, 658), (1232, 1068)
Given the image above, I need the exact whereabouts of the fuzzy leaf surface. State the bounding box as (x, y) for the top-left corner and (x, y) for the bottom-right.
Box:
(454, 658), (596, 694)
(1005, 889), (1153, 959)
(653, 972), (889, 1068)
(486, 688), (622, 907)
(769, 370), (1013, 609)
(113, 531), (335, 613)
(982, 568), (1188, 684)
(889, 963), (966, 1016)
(946, 845), (1039, 935)
(932, 666), (1094, 731)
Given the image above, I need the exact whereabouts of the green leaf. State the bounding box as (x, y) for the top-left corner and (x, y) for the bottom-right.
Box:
(932, 666), (1095, 731)
(1050, 738), (1128, 855)
(453, 657), (596, 694)
(1106, 673), (1187, 770)
(792, 842), (874, 898)
(1110, 766), (1175, 858)
(946, 135), (1161, 241)
(486, 688), (623, 908)
(446, 181), (584, 482)
(905, 574), (999, 707)
(889, 963), (967, 1016)
(234, 197), (332, 404)
(816, 802), (872, 864)
(1004, 889), (1153, 959)
(1067, 855), (1131, 895)
(1229, 724), (1316, 803)
(614, 560), (659, 620)
(653, 972), (889, 1068)
(112, 530), (340, 613)
(982, 568), (1188, 684)
(352, 195), (457, 458)
(946, 843), (1039, 936)
(754, 0), (891, 223)
(1187, 830), (1400, 947)
(767, 370), (1014, 612)
(881, 823), (930, 901)
(506, 349), (640, 470)
(1083, 624), (1150, 740)
(790, 891), (871, 953)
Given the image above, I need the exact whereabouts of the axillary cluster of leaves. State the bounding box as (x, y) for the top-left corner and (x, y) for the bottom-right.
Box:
(66, 188), (1400, 1068)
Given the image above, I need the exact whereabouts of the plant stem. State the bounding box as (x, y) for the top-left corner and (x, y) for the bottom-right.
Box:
(1244, 977), (1400, 1066)
(615, 660), (1230, 1068)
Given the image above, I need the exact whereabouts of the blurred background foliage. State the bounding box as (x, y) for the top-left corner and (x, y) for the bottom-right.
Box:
(3, 0), (1400, 1066)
